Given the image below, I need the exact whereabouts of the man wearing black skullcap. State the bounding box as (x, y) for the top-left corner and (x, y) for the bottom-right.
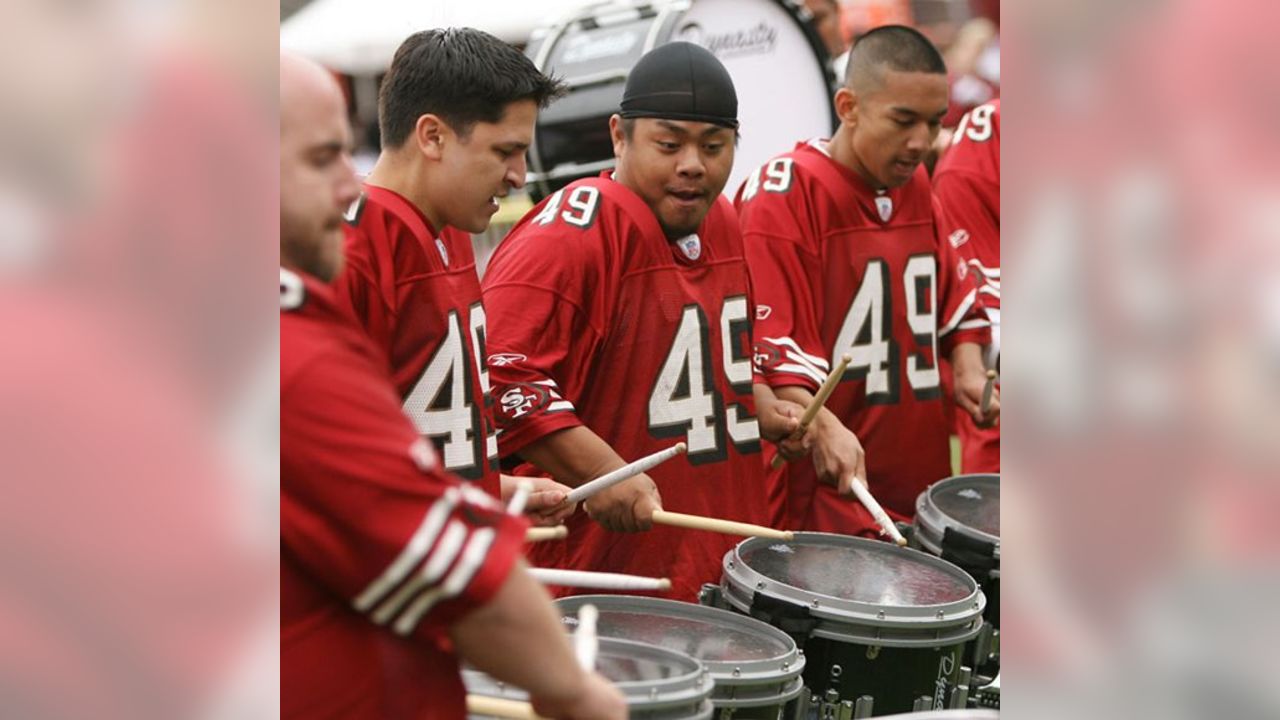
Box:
(481, 42), (804, 601)
(735, 25), (999, 540)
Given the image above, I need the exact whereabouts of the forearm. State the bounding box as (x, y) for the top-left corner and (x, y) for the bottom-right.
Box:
(450, 559), (585, 705)
(950, 341), (987, 376)
(772, 384), (842, 433)
(518, 425), (631, 488)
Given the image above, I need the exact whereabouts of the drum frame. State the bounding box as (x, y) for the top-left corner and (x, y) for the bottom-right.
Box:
(466, 636), (715, 719)
(557, 594), (806, 711)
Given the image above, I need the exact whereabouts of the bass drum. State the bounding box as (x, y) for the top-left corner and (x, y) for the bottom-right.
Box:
(524, 0), (836, 201)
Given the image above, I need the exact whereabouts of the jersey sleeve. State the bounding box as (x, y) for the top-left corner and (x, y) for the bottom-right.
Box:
(933, 196), (992, 356)
(282, 348), (527, 640)
(480, 203), (609, 458)
(736, 169), (831, 392)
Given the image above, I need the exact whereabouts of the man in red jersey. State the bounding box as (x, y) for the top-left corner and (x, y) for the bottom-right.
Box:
(482, 43), (803, 601)
(280, 51), (624, 720)
(933, 99), (1001, 473)
(736, 26), (999, 535)
(332, 29), (573, 517)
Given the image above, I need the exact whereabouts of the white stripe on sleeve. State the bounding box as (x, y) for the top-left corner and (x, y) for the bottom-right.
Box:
(393, 528), (498, 636)
(369, 520), (467, 625)
(940, 288), (978, 337)
(352, 487), (460, 612)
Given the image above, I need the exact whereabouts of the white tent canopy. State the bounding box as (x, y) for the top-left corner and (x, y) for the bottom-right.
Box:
(281, 0), (599, 75)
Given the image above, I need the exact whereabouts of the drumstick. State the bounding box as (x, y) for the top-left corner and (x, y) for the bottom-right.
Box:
(771, 354), (852, 469)
(564, 442), (687, 505)
(575, 603), (599, 671)
(525, 526), (568, 542)
(466, 695), (546, 720)
(650, 509), (794, 540)
(506, 479), (534, 516)
(849, 480), (907, 546)
(529, 568), (672, 592)
(980, 369), (997, 416)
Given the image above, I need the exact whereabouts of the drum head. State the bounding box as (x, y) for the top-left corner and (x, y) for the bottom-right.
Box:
(721, 533), (985, 645)
(914, 474), (1001, 552)
(738, 533), (975, 607)
(557, 595), (804, 702)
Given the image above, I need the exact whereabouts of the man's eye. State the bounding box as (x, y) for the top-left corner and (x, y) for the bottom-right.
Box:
(658, 141), (679, 151)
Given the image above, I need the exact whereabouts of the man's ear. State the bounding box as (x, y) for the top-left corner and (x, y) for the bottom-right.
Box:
(415, 113), (448, 161)
(608, 114), (627, 157)
(834, 87), (858, 128)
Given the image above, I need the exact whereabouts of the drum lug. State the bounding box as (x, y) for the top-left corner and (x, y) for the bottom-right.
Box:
(852, 695), (874, 719)
(698, 583), (723, 608)
(950, 666), (972, 709)
(864, 645), (881, 660)
(817, 690), (854, 720)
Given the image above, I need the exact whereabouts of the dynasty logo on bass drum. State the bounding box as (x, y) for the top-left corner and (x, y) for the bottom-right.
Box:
(676, 21), (777, 58)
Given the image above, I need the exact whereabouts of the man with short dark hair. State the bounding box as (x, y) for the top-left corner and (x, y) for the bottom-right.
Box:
(280, 51), (625, 720)
(333, 28), (570, 515)
(736, 25), (999, 534)
(481, 42), (802, 601)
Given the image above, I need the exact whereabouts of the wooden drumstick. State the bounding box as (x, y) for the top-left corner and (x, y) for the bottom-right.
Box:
(980, 369), (997, 416)
(466, 695), (546, 720)
(650, 509), (794, 540)
(849, 480), (907, 546)
(529, 568), (672, 592)
(525, 526), (568, 542)
(564, 443), (688, 505)
(771, 354), (852, 469)
(506, 479), (534, 516)
(575, 603), (599, 671)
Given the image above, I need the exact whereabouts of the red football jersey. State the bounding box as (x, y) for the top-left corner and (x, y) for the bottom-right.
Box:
(333, 185), (499, 492)
(735, 140), (990, 534)
(282, 267), (526, 720)
(934, 100), (1001, 472)
(481, 174), (773, 602)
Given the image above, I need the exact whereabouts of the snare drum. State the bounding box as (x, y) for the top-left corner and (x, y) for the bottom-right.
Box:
(719, 532), (985, 716)
(912, 474), (1000, 676)
(524, 0), (836, 200)
(465, 636), (714, 719)
(558, 595), (805, 719)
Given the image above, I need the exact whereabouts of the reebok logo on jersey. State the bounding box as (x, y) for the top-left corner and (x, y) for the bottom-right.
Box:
(949, 228), (970, 249)
(756, 305), (772, 320)
(497, 384), (550, 422)
(957, 260), (969, 281)
(487, 353), (528, 367)
(435, 238), (449, 266)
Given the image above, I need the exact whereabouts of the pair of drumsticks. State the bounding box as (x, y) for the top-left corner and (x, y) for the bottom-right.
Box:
(765, 356), (998, 546)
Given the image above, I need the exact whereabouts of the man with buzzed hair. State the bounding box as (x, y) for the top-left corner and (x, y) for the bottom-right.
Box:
(332, 29), (573, 519)
(735, 25), (1000, 535)
(280, 51), (624, 720)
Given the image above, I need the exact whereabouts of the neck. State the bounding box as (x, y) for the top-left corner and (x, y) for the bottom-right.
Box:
(827, 124), (884, 192)
(365, 151), (444, 231)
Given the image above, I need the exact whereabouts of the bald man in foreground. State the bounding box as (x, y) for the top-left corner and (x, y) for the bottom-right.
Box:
(280, 52), (625, 720)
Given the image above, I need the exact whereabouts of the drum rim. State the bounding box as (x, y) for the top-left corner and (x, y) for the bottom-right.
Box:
(556, 594), (806, 691)
(465, 636), (713, 710)
(720, 532), (986, 634)
(913, 474), (1001, 552)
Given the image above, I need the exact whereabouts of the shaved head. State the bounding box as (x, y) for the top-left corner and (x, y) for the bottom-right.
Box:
(844, 25), (947, 94)
(279, 52), (358, 281)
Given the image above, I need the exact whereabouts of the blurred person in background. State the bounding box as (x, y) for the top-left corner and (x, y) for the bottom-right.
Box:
(805, 0), (851, 60)
(933, 99), (1000, 472)
(331, 28), (577, 523)
(735, 25), (997, 535)
(1, 0), (278, 717)
(280, 51), (625, 720)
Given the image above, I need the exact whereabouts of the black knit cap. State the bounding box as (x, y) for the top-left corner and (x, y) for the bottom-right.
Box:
(619, 42), (739, 129)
